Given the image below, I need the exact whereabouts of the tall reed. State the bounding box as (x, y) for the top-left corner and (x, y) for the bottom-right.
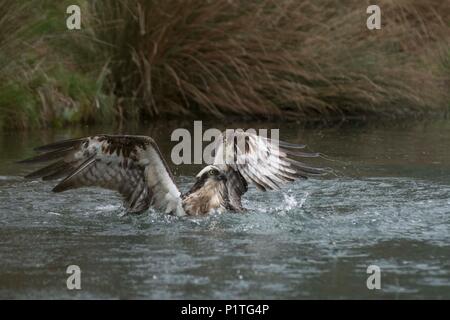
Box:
(0, 0), (449, 130)
(85, 0), (450, 122)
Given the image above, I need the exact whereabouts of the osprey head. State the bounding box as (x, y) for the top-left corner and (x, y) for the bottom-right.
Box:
(196, 165), (227, 182)
(181, 165), (229, 215)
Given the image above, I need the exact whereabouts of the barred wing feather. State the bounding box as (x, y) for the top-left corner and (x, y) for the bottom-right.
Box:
(19, 135), (184, 215)
(213, 130), (324, 209)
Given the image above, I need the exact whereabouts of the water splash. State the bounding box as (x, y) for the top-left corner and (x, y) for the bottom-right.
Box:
(95, 204), (121, 212)
(273, 191), (309, 214)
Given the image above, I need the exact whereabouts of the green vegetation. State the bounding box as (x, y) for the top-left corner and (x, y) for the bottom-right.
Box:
(0, 0), (449, 130)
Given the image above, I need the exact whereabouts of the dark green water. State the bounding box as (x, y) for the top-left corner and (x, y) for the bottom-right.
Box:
(0, 120), (449, 299)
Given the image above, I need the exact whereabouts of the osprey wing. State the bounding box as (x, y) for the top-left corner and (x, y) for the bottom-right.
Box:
(213, 130), (325, 205)
(19, 135), (183, 215)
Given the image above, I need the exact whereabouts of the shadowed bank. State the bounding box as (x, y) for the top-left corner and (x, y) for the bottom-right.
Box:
(0, 0), (449, 130)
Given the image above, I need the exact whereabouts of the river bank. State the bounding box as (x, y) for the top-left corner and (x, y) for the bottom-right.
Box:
(0, 0), (449, 131)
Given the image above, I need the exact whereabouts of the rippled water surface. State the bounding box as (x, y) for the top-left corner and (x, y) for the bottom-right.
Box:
(0, 120), (449, 299)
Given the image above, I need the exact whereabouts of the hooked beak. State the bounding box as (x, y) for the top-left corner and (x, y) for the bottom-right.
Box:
(218, 173), (227, 181)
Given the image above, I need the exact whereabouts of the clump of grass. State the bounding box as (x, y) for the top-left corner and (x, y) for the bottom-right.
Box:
(0, 0), (449, 130)
(0, 0), (40, 129)
(0, 0), (114, 130)
(83, 0), (450, 122)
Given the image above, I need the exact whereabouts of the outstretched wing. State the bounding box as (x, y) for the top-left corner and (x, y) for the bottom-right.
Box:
(213, 130), (325, 209)
(19, 135), (184, 215)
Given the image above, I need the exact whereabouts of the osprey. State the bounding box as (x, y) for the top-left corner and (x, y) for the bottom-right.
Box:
(19, 131), (324, 216)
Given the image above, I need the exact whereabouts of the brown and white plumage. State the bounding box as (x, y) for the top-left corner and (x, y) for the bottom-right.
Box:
(19, 135), (184, 215)
(212, 130), (325, 211)
(19, 132), (324, 216)
(181, 165), (229, 216)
